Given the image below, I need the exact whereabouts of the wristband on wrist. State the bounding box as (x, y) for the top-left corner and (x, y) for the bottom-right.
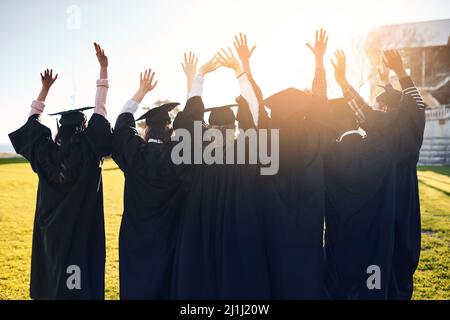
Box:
(236, 71), (246, 79)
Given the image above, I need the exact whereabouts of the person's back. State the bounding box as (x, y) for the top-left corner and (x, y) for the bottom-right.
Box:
(111, 70), (186, 299)
(324, 124), (397, 299)
(374, 51), (426, 299)
(259, 30), (338, 299)
(323, 49), (426, 299)
(9, 46), (112, 299)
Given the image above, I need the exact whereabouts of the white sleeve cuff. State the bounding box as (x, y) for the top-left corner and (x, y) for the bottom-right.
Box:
(238, 74), (259, 126)
(94, 79), (109, 118)
(187, 75), (204, 99)
(120, 100), (139, 115)
(96, 78), (109, 88)
(29, 100), (45, 117)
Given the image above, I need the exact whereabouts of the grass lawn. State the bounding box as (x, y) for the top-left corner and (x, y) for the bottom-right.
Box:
(0, 159), (448, 299)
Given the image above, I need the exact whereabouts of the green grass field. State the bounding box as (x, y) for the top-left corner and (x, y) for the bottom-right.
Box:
(0, 159), (449, 300)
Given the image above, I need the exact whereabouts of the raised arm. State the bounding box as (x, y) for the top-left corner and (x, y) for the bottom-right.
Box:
(113, 69), (158, 170)
(331, 50), (370, 124)
(217, 46), (259, 126)
(307, 28), (328, 97)
(383, 50), (425, 110)
(10, 69), (57, 174)
(378, 56), (391, 88)
(185, 54), (220, 100)
(30, 69), (58, 117)
(383, 50), (425, 157)
(234, 33), (264, 102)
(118, 68), (158, 116)
(93, 42), (109, 118)
(182, 51), (198, 94)
(234, 33), (256, 77)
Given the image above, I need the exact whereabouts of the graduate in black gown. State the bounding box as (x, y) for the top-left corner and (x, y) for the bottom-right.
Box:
(376, 50), (425, 299)
(323, 49), (425, 299)
(260, 29), (341, 299)
(171, 49), (271, 299)
(111, 69), (186, 299)
(8, 43), (112, 299)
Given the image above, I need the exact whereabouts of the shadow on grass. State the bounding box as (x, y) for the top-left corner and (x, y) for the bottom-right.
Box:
(418, 166), (450, 177)
(418, 178), (450, 197)
(0, 157), (122, 171)
(420, 175), (450, 185)
(104, 167), (120, 172)
(0, 158), (27, 165)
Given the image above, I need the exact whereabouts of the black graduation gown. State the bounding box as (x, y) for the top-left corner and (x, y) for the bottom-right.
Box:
(112, 113), (186, 299)
(388, 78), (425, 300)
(258, 94), (341, 299)
(324, 133), (397, 299)
(8, 113), (112, 300)
(324, 94), (424, 299)
(247, 73), (338, 299)
(171, 96), (271, 299)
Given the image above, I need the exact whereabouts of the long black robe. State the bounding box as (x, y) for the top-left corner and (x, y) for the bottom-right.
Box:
(246, 68), (343, 299)
(112, 113), (186, 299)
(171, 96), (271, 299)
(324, 93), (424, 299)
(388, 77), (425, 300)
(324, 134), (397, 299)
(260, 100), (339, 299)
(8, 113), (112, 300)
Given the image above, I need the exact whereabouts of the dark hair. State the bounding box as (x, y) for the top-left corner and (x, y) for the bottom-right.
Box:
(53, 120), (87, 185)
(143, 120), (173, 143)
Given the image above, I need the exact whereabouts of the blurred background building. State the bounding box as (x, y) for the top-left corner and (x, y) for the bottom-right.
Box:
(365, 19), (450, 165)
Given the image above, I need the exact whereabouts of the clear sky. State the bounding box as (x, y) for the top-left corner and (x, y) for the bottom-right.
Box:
(0, 0), (449, 144)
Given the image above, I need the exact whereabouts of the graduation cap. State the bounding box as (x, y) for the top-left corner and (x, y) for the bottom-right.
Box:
(136, 102), (180, 125)
(204, 104), (239, 126)
(375, 85), (402, 109)
(263, 88), (312, 117)
(49, 107), (94, 126)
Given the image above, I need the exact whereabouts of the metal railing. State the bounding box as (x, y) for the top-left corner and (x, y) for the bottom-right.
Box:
(425, 105), (450, 121)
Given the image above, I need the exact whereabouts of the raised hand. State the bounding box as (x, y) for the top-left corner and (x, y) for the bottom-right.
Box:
(378, 57), (390, 85)
(216, 48), (244, 76)
(132, 69), (158, 103)
(383, 50), (407, 78)
(40, 69), (58, 90)
(307, 28), (328, 67)
(182, 51), (198, 79)
(330, 50), (349, 90)
(182, 51), (198, 92)
(94, 42), (108, 79)
(233, 33), (256, 75)
(38, 69), (58, 102)
(94, 42), (108, 68)
(198, 56), (221, 76)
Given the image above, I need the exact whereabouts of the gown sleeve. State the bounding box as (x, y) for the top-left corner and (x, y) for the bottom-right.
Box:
(398, 76), (426, 153)
(303, 68), (347, 148)
(112, 112), (147, 172)
(246, 74), (271, 129)
(173, 96), (205, 134)
(84, 113), (113, 160)
(304, 67), (346, 135)
(237, 74), (259, 127)
(392, 94), (425, 163)
(341, 85), (399, 133)
(236, 95), (255, 130)
(8, 115), (65, 183)
(360, 94), (424, 163)
(357, 76), (425, 161)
